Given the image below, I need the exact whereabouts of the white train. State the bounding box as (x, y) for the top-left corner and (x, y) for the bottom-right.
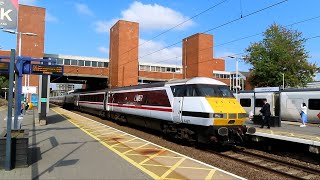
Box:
(236, 89), (320, 123)
(51, 77), (256, 145)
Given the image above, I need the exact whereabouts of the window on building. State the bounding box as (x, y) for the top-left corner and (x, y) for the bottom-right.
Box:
(176, 68), (181, 73)
(308, 99), (320, 110)
(92, 61), (98, 67)
(85, 61), (91, 67)
(78, 60), (84, 66)
(166, 67), (171, 72)
(145, 65), (150, 71)
(57, 59), (63, 65)
(151, 66), (156, 72)
(240, 98), (251, 107)
(64, 59), (70, 65)
(156, 67), (161, 72)
(98, 62), (104, 67)
(104, 62), (108, 67)
(161, 67), (166, 72)
(140, 65), (146, 71)
(71, 59), (77, 66)
(171, 68), (176, 73)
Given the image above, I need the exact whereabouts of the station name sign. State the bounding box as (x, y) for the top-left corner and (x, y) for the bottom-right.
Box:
(254, 87), (280, 93)
(0, 0), (18, 29)
(31, 64), (64, 75)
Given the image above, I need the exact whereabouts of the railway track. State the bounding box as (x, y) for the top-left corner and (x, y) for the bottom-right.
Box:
(65, 107), (320, 179)
(215, 147), (320, 180)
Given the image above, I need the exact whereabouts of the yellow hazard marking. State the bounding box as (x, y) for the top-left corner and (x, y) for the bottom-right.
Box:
(51, 107), (244, 180)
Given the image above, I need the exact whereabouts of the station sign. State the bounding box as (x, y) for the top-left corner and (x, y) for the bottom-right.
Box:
(31, 64), (64, 75)
(0, 62), (9, 72)
(0, 0), (18, 29)
(254, 87), (280, 93)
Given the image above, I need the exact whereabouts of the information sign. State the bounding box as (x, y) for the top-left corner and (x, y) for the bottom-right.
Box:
(31, 64), (63, 75)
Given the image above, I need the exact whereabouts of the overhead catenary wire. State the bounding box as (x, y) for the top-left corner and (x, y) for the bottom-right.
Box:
(115, 0), (229, 64)
(118, 0), (289, 68)
(52, 0), (289, 83)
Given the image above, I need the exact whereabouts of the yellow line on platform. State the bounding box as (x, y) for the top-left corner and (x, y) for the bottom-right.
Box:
(51, 108), (161, 180)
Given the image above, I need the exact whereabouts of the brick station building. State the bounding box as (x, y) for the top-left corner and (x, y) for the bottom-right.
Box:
(0, 4), (251, 98)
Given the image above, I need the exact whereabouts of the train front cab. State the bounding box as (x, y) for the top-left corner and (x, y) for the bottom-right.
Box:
(170, 83), (255, 144)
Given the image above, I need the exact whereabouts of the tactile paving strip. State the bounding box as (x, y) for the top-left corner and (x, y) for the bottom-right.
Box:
(51, 107), (244, 180)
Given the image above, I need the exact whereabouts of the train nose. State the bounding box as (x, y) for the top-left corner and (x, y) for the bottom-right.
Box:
(247, 127), (256, 134)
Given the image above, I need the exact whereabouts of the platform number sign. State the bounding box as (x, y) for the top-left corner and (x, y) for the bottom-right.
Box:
(0, 0), (18, 29)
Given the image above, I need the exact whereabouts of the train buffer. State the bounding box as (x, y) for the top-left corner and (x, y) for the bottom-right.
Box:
(0, 106), (246, 180)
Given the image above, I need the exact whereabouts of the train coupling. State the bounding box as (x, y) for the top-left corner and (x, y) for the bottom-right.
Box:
(247, 127), (256, 134)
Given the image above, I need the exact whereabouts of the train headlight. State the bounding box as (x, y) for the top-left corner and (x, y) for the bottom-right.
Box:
(213, 113), (224, 118)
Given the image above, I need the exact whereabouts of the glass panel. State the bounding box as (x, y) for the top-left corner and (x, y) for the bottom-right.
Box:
(140, 65), (145, 71)
(85, 61), (91, 67)
(64, 59), (70, 65)
(309, 99), (320, 110)
(104, 62), (108, 67)
(240, 98), (251, 107)
(98, 62), (104, 67)
(151, 66), (156, 71)
(255, 99), (267, 107)
(92, 61), (97, 67)
(156, 67), (161, 72)
(161, 67), (166, 72)
(57, 59), (63, 65)
(78, 60), (84, 66)
(71, 59), (77, 66)
(145, 65), (150, 71)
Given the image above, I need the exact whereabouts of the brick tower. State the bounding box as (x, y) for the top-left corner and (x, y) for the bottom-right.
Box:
(182, 33), (224, 79)
(109, 20), (139, 88)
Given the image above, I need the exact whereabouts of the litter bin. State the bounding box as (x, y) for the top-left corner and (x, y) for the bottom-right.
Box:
(0, 129), (29, 169)
(253, 115), (280, 127)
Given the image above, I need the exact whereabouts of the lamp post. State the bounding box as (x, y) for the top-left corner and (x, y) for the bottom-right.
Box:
(281, 73), (285, 89)
(2, 29), (38, 100)
(228, 56), (240, 98)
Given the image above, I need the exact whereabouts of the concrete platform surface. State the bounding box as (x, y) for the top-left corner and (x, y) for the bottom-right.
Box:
(0, 107), (150, 179)
(246, 120), (320, 146)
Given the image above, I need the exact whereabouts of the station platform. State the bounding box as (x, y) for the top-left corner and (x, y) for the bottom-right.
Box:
(0, 106), (245, 180)
(245, 120), (320, 149)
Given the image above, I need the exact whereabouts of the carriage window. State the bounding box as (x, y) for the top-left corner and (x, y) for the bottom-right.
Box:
(240, 98), (251, 107)
(255, 99), (266, 107)
(308, 99), (320, 110)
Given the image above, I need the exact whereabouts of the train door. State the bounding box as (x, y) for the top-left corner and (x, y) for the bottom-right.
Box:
(172, 97), (183, 123)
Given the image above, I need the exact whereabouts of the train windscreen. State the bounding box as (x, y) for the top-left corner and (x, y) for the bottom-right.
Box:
(197, 85), (234, 98)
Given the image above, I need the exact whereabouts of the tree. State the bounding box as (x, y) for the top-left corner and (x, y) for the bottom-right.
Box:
(245, 24), (318, 88)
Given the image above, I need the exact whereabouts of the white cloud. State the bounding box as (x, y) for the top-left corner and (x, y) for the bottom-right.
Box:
(94, 20), (116, 33)
(46, 12), (58, 23)
(75, 3), (94, 16)
(98, 46), (108, 54)
(94, 1), (193, 33)
(19, 0), (36, 5)
(139, 39), (182, 65)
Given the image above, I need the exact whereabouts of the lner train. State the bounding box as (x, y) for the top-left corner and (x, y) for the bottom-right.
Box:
(51, 77), (256, 145)
(236, 88), (320, 123)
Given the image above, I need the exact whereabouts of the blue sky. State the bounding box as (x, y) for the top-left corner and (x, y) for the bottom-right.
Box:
(1, 0), (319, 79)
